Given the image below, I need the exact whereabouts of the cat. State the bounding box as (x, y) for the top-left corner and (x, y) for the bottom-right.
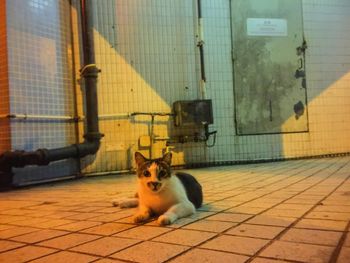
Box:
(113, 151), (203, 225)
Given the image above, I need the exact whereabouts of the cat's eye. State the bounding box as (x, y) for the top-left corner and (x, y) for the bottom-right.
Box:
(143, 170), (151, 177)
(158, 170), (166, 177)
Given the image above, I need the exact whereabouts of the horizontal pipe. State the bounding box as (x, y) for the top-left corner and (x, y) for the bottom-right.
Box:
(99, 113), (131, 119)
(16, 175), (77, 187)
(153, 136), (171, 141)
(131, 112), (174, 117)
(1, 112), (174, 122)
(84, 169), (132, 177)
(1, 141), (100, 168)
(0, 114), (78, 121)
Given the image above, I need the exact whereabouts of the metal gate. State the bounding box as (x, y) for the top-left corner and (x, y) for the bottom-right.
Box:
(231, 0), (308, 134)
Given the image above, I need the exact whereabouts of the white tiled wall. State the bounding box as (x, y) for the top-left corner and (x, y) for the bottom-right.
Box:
(6, 0), (79, 184)
(74, 0), (205, 173)
(6, 0), (350, 183)
(77, 0), (350, 174)
(202, 0), (349, 163)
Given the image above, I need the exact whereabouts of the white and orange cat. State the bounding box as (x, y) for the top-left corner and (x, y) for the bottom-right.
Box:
(113, 152), (202, 225)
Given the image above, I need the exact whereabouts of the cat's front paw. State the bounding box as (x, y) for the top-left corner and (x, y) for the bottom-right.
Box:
(157, 215), (173, 225)
(133, 213), (149, 223)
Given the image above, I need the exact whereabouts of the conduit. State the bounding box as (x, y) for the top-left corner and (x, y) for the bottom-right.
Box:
(196, 0), (206, 99)
(0, 0), (103, 187)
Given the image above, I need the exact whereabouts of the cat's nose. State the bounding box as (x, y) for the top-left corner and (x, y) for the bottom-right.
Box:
(147, 181), (161, 190)
(148, 182), (160, 187)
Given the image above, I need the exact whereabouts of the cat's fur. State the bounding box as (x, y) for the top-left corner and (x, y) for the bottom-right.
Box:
(113, 152), (203, 225)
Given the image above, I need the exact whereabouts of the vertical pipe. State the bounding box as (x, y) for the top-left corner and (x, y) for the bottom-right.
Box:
(80, 0), (102, 141)
(0, 0), (103, 187)
(197, 0), (206, 99)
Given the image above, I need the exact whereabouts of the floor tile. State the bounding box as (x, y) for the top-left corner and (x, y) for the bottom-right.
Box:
(82, 222), (134, 236)
(10, 217), (50, 227)
(0, 240), (25, 253)
(38, 233), (100, 249)
(182, 219), (237, 233)
(170, 248), (249, 263)
(311, 205), (350, 213)
(10, 229), (68, 244)
(260, 240), (334, 263)
(70, 236), (139, 256)
(200, 235), (269, 255)
(294, 218), (348, 231)
(206, 213), (253, 223)
(46, 211), (79, 219)
(246, 215), (296, 227)
(114, 225), (171, 240)
(0, 245), (56, 262)
(30, 251), (98, 263)
(153, 229), (216, 246)
(110, 241), (189, 263)
(344, 232), (350, 247)
(0, 209), (31, 216)
(0, 226), (40, 239)
(305, 211), (350, 221)
(262, 209), (306, 218)
(337, 247), (350, 263)
(280, 228), (342, 246)
(274, 204), (313, 211)
(36, 219), (75, 228)
(54, 221), (102, 231)
(0, 157), (349, 262)
(0, 215), (30, 224)
(65, 212), (103, 220)
(226, 224), (285, 239)
(251, 258), (286, 263)
(88, 211), (133, 222)
(93, 259), (126, 263)
(0, 224), (15, 231)
(227, 206), (266, 214)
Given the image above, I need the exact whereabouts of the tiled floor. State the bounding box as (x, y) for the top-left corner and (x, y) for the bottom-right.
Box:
(0, 156), (350, 263)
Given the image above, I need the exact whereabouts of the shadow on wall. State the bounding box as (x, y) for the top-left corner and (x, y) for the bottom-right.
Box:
(71, 0), (207, 172)
(72, 0), (350, 171)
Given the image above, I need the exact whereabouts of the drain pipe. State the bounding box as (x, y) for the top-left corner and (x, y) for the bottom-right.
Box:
(196, 0), (206, 99)
(0, 0), (103, 187)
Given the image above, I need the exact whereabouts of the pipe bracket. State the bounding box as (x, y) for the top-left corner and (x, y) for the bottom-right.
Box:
(80, 64), (101, 78)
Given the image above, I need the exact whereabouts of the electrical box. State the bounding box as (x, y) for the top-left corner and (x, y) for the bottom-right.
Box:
(173, 100), (213, 127)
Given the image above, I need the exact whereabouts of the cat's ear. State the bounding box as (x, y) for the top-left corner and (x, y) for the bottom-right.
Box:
(162, 152), (172, 165)
(135, 152), (146, 167)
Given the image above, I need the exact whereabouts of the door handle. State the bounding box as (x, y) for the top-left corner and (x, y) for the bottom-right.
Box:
(298, 58), (303, 69)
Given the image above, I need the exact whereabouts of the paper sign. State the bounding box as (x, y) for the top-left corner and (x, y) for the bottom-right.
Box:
(247, 18), (287, 36)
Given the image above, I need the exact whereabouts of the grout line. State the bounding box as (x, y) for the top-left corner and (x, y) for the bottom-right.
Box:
(165, 157), (350, 262)
(1, 157), (350, 263)
(329, 220), (350, 263)
(248, 166), (350, 262)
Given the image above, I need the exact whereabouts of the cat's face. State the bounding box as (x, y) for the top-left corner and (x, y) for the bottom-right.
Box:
(135, 152), (172, 193)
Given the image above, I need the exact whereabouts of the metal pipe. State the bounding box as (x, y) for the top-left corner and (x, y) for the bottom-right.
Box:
(1, 112), (131, 121)
(130, 112), (174, 117)
(80, 0), (102, 142)
(0, 0), (103, 188)
(98, 113), (131, 119)
(0, 114), (78, 121)
(84, 169), (131, 177)
(196, 0), (206, 99)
